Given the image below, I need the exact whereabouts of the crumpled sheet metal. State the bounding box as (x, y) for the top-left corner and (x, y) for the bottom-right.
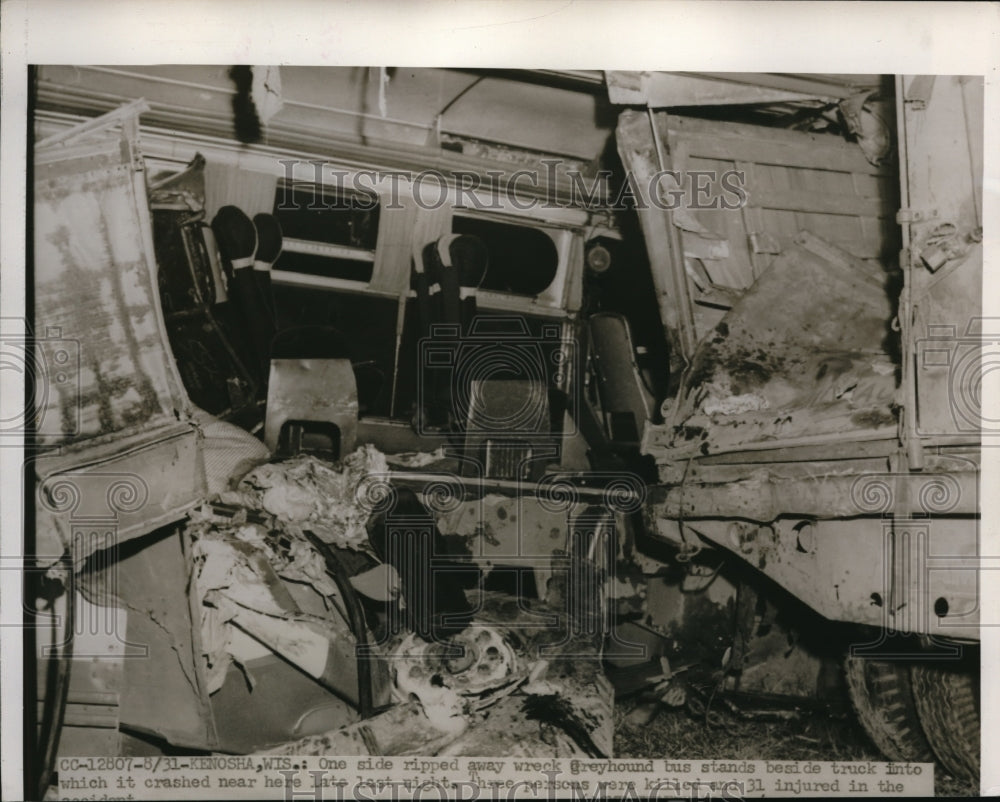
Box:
(219, 444), (389, 550)
(186, 505), (354, 695)
(839, 91), (893, 166)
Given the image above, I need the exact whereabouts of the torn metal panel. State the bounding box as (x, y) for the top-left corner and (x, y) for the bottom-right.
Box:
(185, 504), (386, 709)
(209, 654), (359, 753)
(645, 233), (898, 467)
(31, 105), (208, 563)
(211, 601), (361, 702)
(84, 526), (219, 751)
(33, 109), (191, 447)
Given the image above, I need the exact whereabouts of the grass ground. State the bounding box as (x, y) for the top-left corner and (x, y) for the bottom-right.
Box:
(613, 700), (977, 797)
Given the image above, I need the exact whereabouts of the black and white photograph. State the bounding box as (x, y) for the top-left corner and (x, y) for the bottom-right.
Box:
(2, 2), (997, 800)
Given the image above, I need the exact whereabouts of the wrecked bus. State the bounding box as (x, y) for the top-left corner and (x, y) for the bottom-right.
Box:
(27, 68), (982, 792)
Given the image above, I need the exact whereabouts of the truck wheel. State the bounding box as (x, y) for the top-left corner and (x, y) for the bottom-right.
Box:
(910, 662), (979, 783)
(844, 657), (934, 762)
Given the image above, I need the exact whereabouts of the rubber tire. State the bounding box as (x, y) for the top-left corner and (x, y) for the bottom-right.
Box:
(910, 662), (980, 783)
(844, 657), (934, 762)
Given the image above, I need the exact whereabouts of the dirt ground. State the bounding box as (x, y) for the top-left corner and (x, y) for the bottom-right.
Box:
(613, 700), (978, 797)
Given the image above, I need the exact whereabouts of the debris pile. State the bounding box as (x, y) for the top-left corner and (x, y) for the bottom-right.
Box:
(183, 444), (615, 757)
(188, 445), (393, 696)
(219, 444), (389, 550)
(392, 627), (523, 732)
(255, 591), (614, 758)
(187, 504), (355, 695)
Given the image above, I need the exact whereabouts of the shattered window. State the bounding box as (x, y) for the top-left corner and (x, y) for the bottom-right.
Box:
(271, 182), (380, 283)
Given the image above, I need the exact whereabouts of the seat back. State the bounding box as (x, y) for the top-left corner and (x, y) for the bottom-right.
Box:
(414, 235), (487, 429)
(264, 359), (358, 458)
(464, 377), (552, 481)
(588, 313), (657, 446)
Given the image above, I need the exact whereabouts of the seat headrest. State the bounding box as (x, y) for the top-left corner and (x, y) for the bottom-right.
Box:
(252, 213), (283, 266)
(211, 205), (257, 273)
(418, 234), (488, 288)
